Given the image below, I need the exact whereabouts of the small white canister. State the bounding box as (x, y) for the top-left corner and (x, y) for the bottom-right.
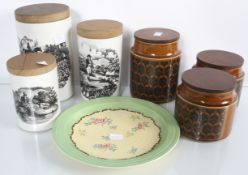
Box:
(6, 53), (61, 132)
(15, 3), (73, 101)
(77, 19), (123, 99)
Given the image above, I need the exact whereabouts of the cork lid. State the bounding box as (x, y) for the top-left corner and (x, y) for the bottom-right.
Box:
(7, 53), (57, 76)
(134, 28), (180, 44)
(182, 68), (236, 93)
(15, 3), (70, 23)
(197, 50), (244, 69)
(77, 19), (123, 39)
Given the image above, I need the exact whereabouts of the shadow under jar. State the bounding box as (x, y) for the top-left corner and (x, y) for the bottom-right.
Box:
(195, 50), (244, 104)
(175, 68), (237, 141)
(130, 28), (181, 103)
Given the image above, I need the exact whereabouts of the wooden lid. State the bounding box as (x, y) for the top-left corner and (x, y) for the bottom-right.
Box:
(182, 68), (236, 93)
(15, 3), (70, 23)
(197, 50), (244, 69)
(134, 28), (180, 44)
(77, 19), (123, 39)
(7, 53), (57, 76)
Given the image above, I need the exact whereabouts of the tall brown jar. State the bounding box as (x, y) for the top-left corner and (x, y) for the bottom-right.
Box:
(195, 50), (244, 103)
(175, 68), (237, 141)
(130, 28), (180, 103)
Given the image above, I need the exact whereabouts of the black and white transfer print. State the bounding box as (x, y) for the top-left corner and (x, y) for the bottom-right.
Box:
(18, 36), (71, 88)
(13, 87), (58, 124)
(79, 45), (120, 99)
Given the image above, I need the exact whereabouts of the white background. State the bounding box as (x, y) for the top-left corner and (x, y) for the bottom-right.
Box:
(0, 0), (247, 86)
(1, 1), (248, 174)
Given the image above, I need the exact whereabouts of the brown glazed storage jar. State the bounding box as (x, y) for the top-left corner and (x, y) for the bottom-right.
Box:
(195, 50), (244, 104)
(130, 28), (180, 103)
(175, 68), (237, 141)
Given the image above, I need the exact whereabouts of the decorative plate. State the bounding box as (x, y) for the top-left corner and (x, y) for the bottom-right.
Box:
(53, 96), (180, 168)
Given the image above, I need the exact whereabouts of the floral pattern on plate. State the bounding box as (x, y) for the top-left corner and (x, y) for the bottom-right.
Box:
(71, 109), (161, 160)
(93, 143), (117, 152)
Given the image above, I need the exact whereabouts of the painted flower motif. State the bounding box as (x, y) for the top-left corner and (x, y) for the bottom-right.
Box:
(125, 131), (134, 137)
(109, 125), (117, 130)
(101, 135), (110, 141)
(93, 143), (117, 152)
(84, 117), (112, 126)
(131, 115), (141, 121)
(132, 122), (150, 132)
(78, 129), (86, 136)
(128, 146), (138, 155)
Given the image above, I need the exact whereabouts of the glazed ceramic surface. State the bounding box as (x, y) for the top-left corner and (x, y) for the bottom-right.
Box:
(131, 51), (180, 103)
(9, 67), (60, 131)
(130, 28), (180, 103)
(15, 6), (73, 101)
(77, 35), (123, 100)
(53, 96), (179, 167)
(196, 50), (245, 104)
(175, 68), (237, 141)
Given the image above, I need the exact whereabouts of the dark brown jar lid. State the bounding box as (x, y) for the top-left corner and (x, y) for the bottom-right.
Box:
(182, 68), (236, 93)
(197, 50), (244, 69)
(77, 19), (123, 39)
(7, 53), (57, 76)
(134, 28), (180, 44)
(15, 3), (70, 23)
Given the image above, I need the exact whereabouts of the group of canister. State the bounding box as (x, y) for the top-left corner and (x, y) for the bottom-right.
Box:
(6, 3), (244, 142)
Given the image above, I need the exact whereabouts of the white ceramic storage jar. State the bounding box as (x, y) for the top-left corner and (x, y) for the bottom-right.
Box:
(6, 53), (61, 132)
(15, 3), (73, 101)
(77, 19), (123, 100)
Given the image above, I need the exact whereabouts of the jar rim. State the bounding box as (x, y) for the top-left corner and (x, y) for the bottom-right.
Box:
(77, 19), (123, 39)
(7, 53), (57, 76)
(182, 68), (236, 93)
(176, 91), (237, 108)
(197, 50), (244, 69)
(134, 28), (180, 44)
(15, 3), (70, 23)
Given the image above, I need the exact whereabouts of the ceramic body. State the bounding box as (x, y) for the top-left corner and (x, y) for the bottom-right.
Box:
(130, 28), (180, 103)
(53, 96), (180, 167)
(9, 67), (61, 132)
(195, 50), (245, 104)
(15, 17), (73, 101)
(196, 62), (244, 104)
(174, 68), (237, 141)
(77, 35), (123, 100)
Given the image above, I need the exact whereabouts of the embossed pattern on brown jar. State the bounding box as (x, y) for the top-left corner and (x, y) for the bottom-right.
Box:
(195, 50), (244, 104)
(175, 68), (237, 141)
(130, 28), (180, 103)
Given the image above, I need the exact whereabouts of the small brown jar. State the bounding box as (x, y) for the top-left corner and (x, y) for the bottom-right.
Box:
(195, 50), (244, 103)
(175, 68), (237, 141)
(130, 28), (180, 103)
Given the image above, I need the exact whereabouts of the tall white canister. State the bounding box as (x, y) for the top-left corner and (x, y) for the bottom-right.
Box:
(15, 3), (73, 101)
(77, 19), (123, 99)
(6, 53), (61, 132)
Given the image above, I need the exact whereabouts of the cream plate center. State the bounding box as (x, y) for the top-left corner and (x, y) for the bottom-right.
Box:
(71, 109), (161, 160)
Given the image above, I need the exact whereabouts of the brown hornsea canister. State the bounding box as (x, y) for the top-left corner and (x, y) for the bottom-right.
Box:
(130, 28), (180, 103)
(195, 50), (244, 104)
(175, 68), (237, 141)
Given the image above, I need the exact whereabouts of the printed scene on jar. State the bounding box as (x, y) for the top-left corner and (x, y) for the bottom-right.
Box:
(12, 86), (59, 124)
(18, 36), (71, 89)
(79, 44), (120, 99)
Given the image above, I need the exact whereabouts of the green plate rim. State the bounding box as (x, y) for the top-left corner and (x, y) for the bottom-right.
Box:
(52, 96), (180, 168)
